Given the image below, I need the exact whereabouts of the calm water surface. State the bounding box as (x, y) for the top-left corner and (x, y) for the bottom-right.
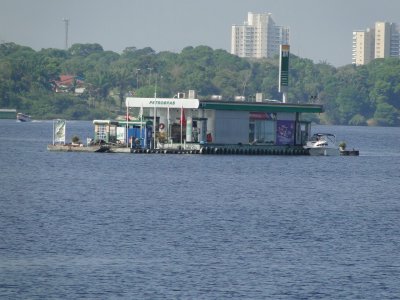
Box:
(0, 120), (399, 299)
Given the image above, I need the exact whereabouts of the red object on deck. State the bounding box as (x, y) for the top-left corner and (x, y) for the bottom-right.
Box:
(180, 108), (186, 126)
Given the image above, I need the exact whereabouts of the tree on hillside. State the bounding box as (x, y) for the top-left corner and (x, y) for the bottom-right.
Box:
(2, 42), (400, 125)
(69, 43), (104, 57)
(374, 102), (399, 126)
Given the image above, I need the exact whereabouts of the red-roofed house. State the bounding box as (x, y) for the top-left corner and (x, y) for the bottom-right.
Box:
(54, 75), (85, 94)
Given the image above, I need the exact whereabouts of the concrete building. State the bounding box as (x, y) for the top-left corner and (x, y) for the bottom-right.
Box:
(352, 21), (400, 65)
(352, 29), (375, 65)
(374, 22), (392, 59)
(389, 23), (400, 57)
(231, 12), (289, 59)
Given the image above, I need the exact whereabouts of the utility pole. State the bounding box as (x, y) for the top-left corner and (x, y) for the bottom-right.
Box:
(62, 18), (69, 50)
(136, 69), (141, 89)
(147, 67), (153, 85)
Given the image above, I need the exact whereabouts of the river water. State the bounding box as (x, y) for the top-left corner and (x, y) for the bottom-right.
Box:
(0, 120), (399, 299)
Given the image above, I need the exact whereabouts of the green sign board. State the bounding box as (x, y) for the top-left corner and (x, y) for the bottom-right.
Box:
(279, 45), (290, 89)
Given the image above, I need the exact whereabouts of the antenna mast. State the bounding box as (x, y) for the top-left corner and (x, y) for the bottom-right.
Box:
(62, 18), (69, 50)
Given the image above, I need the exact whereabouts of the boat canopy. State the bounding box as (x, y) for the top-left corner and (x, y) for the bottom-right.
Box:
(312, 133), (336, 137)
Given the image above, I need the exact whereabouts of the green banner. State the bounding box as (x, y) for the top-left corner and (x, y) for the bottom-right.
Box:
(279, 45), (290, 88)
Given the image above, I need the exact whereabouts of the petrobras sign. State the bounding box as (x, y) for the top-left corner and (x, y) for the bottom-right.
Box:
(126, 97), (199, 109)
(279, 44), (290, 90)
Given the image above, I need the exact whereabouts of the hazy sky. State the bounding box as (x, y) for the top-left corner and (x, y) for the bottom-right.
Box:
(1, 0), (399, 66)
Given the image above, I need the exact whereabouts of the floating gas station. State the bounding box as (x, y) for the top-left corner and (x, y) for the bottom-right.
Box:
(91, 92), (323, 155)
(48, 44), (352, 156)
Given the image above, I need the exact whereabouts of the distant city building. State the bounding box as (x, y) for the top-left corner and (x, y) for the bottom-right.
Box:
(388, 23), (400, 57)
(352, 21), (400, 66)
(231, 12), (289, 59)
(375, 22), (392, 59)
(352, 29), (375, 65)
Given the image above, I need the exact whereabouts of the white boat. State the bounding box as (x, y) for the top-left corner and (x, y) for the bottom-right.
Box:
(17, 112), (31, 122)
(304, 133), (340, 156)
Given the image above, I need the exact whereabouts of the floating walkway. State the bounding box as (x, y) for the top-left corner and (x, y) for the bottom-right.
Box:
(48, 144), (359, 156)
(47, 144), (110, 152)
(48, 144), (309, 155)
(113, 146), (310, 155)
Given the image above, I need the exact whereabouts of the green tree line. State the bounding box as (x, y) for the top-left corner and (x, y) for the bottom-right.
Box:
(0, 42), (399, 125)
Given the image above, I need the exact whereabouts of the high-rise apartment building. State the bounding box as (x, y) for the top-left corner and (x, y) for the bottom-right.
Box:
(389, 23), (400, 57)
(374, 22), (391, 59)
(352, 29), (375, 65)
(231, 12), (289, 59)
(352, 21), (400, 66)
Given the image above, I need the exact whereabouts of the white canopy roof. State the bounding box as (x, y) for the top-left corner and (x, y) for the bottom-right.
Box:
(126, 97), (199, 109)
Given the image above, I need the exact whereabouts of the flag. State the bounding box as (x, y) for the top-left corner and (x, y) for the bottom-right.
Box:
(180, 106), (186, 126)
(180, 104), (185, 146)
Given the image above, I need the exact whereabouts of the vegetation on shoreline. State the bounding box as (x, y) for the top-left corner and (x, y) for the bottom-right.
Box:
(0, 42), (399, 126)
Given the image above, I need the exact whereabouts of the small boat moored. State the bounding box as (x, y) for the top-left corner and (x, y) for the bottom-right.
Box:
(16, 112), (31, 122)
(304, 133), (340, 156)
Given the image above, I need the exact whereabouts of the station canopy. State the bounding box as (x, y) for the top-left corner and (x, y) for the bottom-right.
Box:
(125, 97), (323, 114)
(126, 97), (199, 109)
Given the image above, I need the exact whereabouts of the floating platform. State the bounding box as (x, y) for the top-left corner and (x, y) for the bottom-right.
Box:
(47, 144), (360, 156)
(47, 144), (111, 152)
(340, 149), (360, 156)
(47, 143), (310, 155)
(125, 145), (310, 155)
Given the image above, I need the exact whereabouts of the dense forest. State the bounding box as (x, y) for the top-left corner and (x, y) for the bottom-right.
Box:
(0, 42), (399, 126)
